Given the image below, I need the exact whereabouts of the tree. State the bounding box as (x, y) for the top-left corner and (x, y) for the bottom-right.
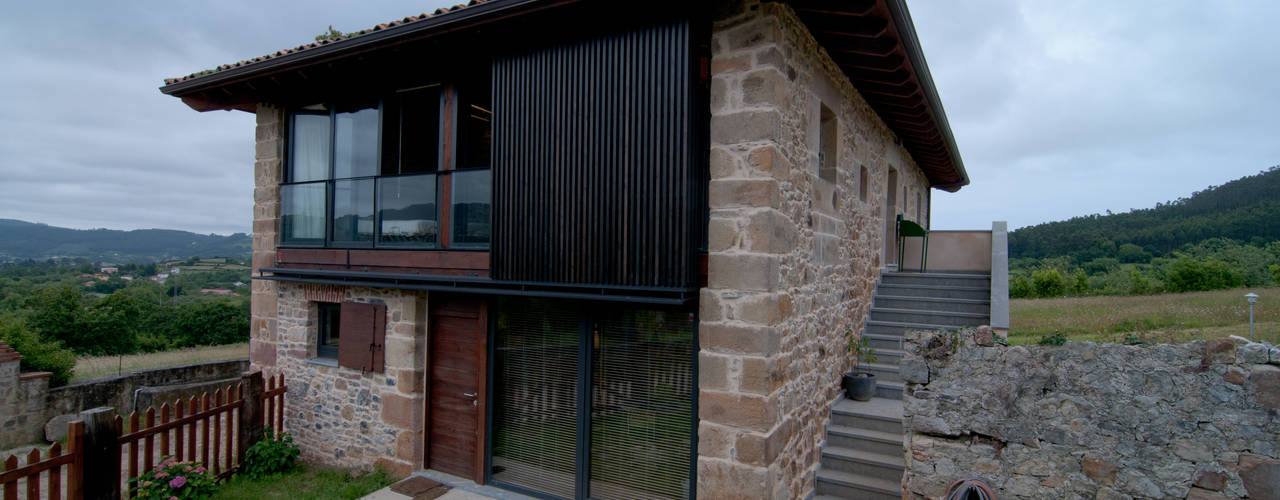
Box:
(0, 313), (76, 386)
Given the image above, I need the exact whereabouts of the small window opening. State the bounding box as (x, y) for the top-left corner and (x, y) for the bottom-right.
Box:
(818, 104), (838, 184)
(859, 166), (869, 202)
(317, 302), (341, 359)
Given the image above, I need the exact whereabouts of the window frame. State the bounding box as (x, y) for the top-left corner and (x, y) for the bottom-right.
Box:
(280, 83), (492, 251)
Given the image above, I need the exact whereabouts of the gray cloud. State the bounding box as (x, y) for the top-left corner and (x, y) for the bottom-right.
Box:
(2, 1), (1277, 235)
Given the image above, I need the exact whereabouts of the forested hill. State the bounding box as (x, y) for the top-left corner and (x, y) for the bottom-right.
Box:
(1010, 166), (1280, 260)
(0, 219), (250, 262)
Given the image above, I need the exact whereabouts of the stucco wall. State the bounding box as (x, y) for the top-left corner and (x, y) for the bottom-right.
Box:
(699, 2), (933, 498)
(901, 330), (1280, 500)
(900, 230), (993, 273)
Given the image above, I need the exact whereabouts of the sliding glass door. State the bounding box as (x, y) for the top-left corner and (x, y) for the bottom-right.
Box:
(489, 299), (696, 500)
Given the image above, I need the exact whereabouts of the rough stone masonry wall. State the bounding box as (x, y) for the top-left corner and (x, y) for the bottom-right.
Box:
(0, 345), (51, 449)
(901, 331), (1280, 500)
(274, 284), (427, 477)
(699, 2), (932, 498)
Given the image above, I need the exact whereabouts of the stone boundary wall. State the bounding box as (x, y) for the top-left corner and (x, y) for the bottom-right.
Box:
(0, 355), (248, 448)
(901, 330), (1280, 499)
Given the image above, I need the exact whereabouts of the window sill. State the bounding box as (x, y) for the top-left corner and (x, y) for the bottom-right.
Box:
(305, 357), (339, 368)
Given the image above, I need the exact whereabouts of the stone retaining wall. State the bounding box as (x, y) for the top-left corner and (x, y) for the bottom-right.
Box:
(901, 330), (1280, 499)
(0, 342), (51, 449)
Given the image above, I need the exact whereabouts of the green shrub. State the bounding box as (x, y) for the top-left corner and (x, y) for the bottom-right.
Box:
(1165, 257), (1242, 293)
(1128, 270), (1153, 295)
(1117, 243), (1151, 263)
(1036, 332), (1068, 345)
(1271, 264), (1280, 283)
(0, 313), (76, 386)
(242, 428), (301, 479)
(1010, 275), (1034, 299)
(1032, 269), (1066, 298)
(128, 456), (216, 500)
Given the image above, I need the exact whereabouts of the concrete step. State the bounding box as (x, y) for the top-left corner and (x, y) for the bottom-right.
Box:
(820, 445), (904, 480)
(865, 319), (967, 337)
(864, 362), (902, 384)
(865, 333), (903, 351)
(869, 307), (989, 328)
(876, 283), (991, 300)
(831, 398), (903, 433)
(826, 425), (903, 457)
(880, 272), (990, 288)
(875, 381), (903, 400)
(874, 295), (990, 315)
(869, 348), (904, 365)
(815, 468), (901, 500)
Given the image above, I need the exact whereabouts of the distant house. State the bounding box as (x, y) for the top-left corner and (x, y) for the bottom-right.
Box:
(162, 1), (983, 498)
(153, 273), (169, 281)
(82, 281), (96, 287)
(100, 267), (118, 274)
(199, 289), (234, 296)
(121, 276), (134, 281)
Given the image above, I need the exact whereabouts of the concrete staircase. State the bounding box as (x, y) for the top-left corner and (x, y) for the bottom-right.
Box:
(816, 271), (991, 500)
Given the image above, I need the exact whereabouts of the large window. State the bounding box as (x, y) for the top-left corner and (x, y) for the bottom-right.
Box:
(281, 83), (490, 249)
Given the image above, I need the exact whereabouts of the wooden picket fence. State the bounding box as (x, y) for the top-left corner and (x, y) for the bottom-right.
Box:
(0, 372), (285, 500)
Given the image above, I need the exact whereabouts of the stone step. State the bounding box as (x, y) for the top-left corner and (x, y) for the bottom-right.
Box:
(873, 295), (990, 315)
(831, 397), (903, 433)
(875, 381), (903, 400)
(865, 333), (903, 351)
(876, 283), (991, 300)
(865, 319), (967, 337)
(820, 445), (904, 480)
(880, 272), (990, 288)
(869, 307), (989, 328)
(826, 425), (903, 457)
(815, 469), (901, 500)
(864, 363), (902, 384)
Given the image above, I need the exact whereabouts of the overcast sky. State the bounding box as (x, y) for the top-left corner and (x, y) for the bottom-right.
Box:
(1, 1), (1277, 235)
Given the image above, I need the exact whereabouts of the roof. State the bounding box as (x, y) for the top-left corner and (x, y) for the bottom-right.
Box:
(160, 0), (967, 191)
(163, 0), (494, 86)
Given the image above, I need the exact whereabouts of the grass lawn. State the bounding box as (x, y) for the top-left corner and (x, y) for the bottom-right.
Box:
(73, 343), (248, 381)
(212, 465), (394, 500)
(1010, 287), (1279, 346)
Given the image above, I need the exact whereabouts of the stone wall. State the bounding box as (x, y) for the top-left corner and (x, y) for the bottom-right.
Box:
(0, 342), (51, 449)
(699, 2), (933, 498)
(47, 359), (249, 417)
(272, 283), (426, 477)
(249, 105), (282, 372)
(901, 330), (1280, 500)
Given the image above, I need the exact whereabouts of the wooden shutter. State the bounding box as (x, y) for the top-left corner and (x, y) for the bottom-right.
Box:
(338, 302), (387, 372)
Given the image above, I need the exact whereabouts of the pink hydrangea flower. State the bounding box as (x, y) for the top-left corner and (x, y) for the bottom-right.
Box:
(169, 476), (187, 489)
(155, 472), (169, 479)
(169, 497), (179, 500)
(194, 466), (206, 473)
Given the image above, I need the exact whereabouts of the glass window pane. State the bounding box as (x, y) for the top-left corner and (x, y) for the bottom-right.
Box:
(334, 106), (380, 179)
(459, 87), (491, 169)
(332, 179), (375, 244)
(378, 174), (437, 247)
(290, 113), (330, 182)
(451, 169), (490, 248)
(398, 87), (440, 175)
(281, 182), (326, 244)
(491, 298), (580, 499)
(590, 308), (695, 499)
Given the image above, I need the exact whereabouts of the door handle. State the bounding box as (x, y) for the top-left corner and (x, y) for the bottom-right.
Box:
(463, 392), (476, 398)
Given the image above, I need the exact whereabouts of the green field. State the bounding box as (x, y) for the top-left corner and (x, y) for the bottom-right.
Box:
(1010, 287), (1278, 345)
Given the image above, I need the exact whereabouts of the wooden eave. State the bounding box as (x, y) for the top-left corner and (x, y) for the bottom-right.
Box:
(786, 0), (969, 191)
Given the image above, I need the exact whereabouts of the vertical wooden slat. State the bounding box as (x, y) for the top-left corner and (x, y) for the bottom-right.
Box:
(275, 374), (285, 435)
(68, 420), (84, 500)
(201, 394), (211, 468)
(49, 443), (62, 500)
(211, 389), (222, 475)
(187, 396), (198, 461)
(229, 384), (241, 466)
(265, 375), (275, 434)
(24, 449), (39, 499)
(159, 403), (170, 461)
(127, 412), (139, 486)
(174, 400), (185, 462)
(5, 454), (19, 500)
(143, 407), (155, 473)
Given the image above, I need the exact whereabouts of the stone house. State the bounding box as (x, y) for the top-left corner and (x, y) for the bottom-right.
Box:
(160, 0), (976, 498)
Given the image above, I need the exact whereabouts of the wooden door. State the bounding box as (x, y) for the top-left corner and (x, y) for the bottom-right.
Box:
(426, 296), (487, 482)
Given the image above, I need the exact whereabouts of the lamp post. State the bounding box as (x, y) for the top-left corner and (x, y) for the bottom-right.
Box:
(1245, 293), (1259, 341)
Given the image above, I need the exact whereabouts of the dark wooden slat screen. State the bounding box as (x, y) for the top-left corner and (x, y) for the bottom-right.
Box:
(491, 18), (705, 288)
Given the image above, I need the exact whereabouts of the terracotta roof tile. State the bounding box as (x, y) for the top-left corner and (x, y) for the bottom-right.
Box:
(163, 0), (491, 85)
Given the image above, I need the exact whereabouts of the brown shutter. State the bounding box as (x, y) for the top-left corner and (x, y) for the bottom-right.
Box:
(370, 303), (386, 373)
(338, 302), (388, 373)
